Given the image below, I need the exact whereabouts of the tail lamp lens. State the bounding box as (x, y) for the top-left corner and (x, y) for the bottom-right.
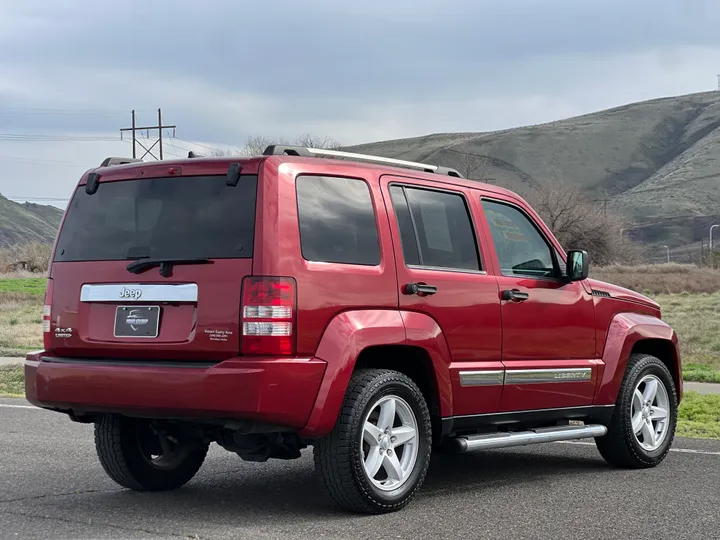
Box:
(42, 279), (53, 348)
(241, 277), (296, 355)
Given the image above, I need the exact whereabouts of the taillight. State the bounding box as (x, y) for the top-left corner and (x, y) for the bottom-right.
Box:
(241, 277), (296, 355)
(42, 278), (54, 349)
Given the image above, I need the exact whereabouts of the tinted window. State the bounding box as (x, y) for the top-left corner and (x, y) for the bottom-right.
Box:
(296, 175), (380, 265)
(389, 186), (420, 265)
(55, 175), (257, 262)
(481, 200), (556, 278)
(391, 186), (480, 271)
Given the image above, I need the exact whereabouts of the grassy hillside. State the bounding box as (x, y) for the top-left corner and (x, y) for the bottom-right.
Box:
(346, 91), (720, 251)
(0, 195), (63, 248)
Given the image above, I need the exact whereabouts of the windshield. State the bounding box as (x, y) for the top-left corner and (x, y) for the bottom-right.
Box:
(54, 174), (257, 262)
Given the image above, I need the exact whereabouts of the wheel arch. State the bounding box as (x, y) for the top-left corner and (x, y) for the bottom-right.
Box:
(298, 310), (453, 438)
(596, 312), (682, 405)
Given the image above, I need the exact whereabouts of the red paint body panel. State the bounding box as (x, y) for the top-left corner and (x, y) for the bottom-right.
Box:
(494, 276), (596, 361)
(595, 312), (682, 405)
(48, 260), (251, 361)
(25, 353), (326, 430)
(300, 310), (406, 437)
(260, 160), (400, 356)
(25, 153), (683, 441)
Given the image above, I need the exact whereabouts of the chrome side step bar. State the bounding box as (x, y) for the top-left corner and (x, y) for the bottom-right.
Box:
(450, 424), (608, 453)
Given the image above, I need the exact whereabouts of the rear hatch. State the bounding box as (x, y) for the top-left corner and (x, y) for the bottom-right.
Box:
(47, 161), (259, 361)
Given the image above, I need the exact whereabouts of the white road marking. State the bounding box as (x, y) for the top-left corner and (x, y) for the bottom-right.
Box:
(0, 404), (37, 410)
(556, 440), (720, 456)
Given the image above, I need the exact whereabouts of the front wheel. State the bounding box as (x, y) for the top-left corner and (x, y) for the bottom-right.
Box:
(314, 369), (432, 514)
(95, 415), (209, 491)
(596, 354), (678, 468)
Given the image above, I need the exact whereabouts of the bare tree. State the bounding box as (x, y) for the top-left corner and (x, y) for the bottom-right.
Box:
(458, 153), (483, 179)
(208, 134), (342, 157)
(522, 183), (643, 266)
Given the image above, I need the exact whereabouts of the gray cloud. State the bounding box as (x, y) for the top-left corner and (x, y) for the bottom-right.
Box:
(1, 0), (720, 203)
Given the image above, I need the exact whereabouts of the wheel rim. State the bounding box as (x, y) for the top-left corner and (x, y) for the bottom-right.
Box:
(135, 423), (191, 470)
(630, 374), (671, 451)
(360, 395), (419, 492)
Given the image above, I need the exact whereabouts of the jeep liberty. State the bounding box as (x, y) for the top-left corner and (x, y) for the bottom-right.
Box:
(25, 146), (682, 514)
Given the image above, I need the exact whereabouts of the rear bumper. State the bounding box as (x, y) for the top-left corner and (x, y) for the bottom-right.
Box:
(24, 352), (327, 431)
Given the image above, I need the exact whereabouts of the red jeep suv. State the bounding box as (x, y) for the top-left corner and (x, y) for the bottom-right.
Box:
(25, 146), (682, 514)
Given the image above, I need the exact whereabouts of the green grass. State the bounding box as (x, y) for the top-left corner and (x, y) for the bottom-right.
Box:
(0, 364), (25, 397)
(656, 293), (720, 381)
(0, 277), (46, 296)
(676, 391), (720, 439)
(0, 282), (44, 357)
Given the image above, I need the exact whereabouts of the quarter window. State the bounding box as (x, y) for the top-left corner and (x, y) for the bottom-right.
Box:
(296, 175), (381, 265)
(390, 185), (480, 271)
(481, 200), (557, 278)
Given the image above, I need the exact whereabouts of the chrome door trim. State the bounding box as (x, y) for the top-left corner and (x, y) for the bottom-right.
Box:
(459, 370), (505, 387)
(504, 368), (592, 385)
(80, 283), (198, 303)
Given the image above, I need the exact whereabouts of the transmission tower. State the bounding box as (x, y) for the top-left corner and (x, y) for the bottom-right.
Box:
(120, 109), (176, 160)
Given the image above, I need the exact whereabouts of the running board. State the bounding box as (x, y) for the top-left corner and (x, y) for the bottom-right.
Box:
(450, 424), (608, 453)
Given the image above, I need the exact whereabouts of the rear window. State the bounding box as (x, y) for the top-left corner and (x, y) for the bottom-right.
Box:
(54, 175), (257, 262)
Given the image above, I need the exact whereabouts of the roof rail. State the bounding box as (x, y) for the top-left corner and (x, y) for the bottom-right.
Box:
(99, 157), (143, 167)
(262, 145), (464, 178)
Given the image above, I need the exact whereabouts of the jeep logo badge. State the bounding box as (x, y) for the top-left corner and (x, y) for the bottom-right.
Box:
(119, 287), (142, 300)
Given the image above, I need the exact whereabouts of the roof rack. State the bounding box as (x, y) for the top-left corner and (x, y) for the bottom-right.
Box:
(99, 157), (143, 167)
(262, 145), (464, 178)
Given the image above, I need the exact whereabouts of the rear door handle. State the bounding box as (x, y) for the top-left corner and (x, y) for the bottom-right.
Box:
(404, 283), (438, 296)
(502, 289), (529, 302)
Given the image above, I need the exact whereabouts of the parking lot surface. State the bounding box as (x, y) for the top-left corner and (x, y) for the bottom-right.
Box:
(1, 398), (719, 540)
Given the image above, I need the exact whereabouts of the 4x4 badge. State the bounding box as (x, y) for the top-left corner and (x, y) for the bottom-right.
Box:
(119, 287), (142, 300)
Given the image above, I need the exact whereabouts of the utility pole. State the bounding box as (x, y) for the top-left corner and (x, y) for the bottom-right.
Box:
(120, 109), (176, 161)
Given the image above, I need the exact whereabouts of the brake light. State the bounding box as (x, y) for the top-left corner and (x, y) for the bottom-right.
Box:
(42, 279), (54, 348)
(241, 277), (296, 355)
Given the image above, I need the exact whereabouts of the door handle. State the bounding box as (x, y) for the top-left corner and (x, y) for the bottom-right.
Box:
(404, 283), (438, 296)
(502, 289), (529, 302)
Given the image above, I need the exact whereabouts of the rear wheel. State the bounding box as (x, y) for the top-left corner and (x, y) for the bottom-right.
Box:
(596, 354), (677, 468)
(95, 415), (209, 491)
(314, 369), (432, 514)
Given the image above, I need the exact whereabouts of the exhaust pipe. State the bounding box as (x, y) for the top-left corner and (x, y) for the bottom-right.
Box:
(450, 424), (608, 453)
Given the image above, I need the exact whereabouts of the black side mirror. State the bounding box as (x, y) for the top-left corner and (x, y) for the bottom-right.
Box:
(566, 250), (589, 281)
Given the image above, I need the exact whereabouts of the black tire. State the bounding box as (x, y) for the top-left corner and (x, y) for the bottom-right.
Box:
(94, 415), (209, 491)
(314, 369), (432, 514)
(595, 354), (678, 469)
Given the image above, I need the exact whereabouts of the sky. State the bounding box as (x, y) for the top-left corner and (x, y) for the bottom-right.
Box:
(2, 0), (720, 207)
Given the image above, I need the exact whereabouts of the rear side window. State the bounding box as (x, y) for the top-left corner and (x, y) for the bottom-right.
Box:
(55, 175), (257, 262)
(296, 175), (381, 265)
(389, 185), (480, 271)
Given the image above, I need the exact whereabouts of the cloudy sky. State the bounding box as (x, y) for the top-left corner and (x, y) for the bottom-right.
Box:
(1, 0), (720, 207)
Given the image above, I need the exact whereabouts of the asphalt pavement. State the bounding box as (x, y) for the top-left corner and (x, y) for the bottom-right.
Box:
(1, 397), (719, 540)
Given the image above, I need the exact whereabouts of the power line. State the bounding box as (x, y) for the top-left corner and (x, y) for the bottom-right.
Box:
(0, 133), (120, 142)
(120, 109), (176, 160)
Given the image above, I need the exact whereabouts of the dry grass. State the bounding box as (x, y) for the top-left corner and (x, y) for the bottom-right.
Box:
(656, 293), (720, 374)
(592, 264), (720, 295)
(0, 282), (44, 357)
(0, 242), (51, 274)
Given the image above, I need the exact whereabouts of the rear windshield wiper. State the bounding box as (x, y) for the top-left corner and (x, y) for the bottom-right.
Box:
(126, 257), (211, 277)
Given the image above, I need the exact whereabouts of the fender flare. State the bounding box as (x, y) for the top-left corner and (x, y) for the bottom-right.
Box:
(298, 309), (453, 438)
(595, 312), (681, 405)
